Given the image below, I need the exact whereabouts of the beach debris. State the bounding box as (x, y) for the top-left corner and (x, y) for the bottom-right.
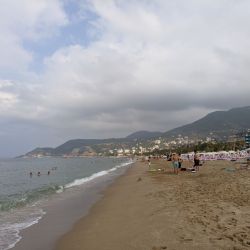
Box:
(137, 177), (142, 182)
(148, 169), (157, 172)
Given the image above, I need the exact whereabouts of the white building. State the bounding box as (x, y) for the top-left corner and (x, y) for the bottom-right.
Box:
(124, 149), (130, 154)
(154, 140), (161, 145)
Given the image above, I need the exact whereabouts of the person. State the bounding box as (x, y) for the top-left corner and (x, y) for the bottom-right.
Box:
(194, 152), (200, 171)
(171, 153), (179, 174)
(37, 171), (41, 176)
(148, 157), (151, 168)
(178, 154), (183, 168)
(47, 171), (50, 175)
(29, 172), (32, 177)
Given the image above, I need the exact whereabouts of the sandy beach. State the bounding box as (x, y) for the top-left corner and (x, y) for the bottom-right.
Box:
(56, 159), (250, 250)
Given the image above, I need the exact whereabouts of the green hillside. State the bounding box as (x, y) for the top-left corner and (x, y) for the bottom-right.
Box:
(162, 106), (250, 139)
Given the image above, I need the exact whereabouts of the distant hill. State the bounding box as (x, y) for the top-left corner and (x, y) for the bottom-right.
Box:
(26, 147), (54, 157)
(24, 106), (250, 157)
(162, 106), (250, 139)
(25, 138), (133, 157)
(126, 130), (163, 139)
(52, 138), (129, 155)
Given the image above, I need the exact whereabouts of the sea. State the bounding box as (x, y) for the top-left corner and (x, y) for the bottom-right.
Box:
(0, 156), (133, 250)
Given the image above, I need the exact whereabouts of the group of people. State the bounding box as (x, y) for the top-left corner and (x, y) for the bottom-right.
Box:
(29, 167), (57, 177)
(171, 152), (200, 174)
(181, 149), (250, 161)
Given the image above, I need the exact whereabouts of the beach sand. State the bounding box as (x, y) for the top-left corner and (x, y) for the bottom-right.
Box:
(56, 159), (250, 250)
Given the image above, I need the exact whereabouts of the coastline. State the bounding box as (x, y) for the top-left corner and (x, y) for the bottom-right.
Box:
(12, 159), (133, 250)
(56, 159), (250, 250)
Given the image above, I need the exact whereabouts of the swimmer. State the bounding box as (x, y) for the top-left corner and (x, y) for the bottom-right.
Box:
(37, 171), (41, 176)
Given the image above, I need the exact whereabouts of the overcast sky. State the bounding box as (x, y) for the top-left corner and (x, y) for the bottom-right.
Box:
(1, 0), (250, 157)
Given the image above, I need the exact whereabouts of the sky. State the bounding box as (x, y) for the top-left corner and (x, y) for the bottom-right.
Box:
(1, 0), (250, 157)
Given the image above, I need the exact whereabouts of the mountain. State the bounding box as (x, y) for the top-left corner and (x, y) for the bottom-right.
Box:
(26, 147), (54, 157)
(52, 138), (129, 155)
(25, 138), (134, 157)
(126, 130), (163, 139)
(24, 106), (250, 157)
(162, 106), (250, 139)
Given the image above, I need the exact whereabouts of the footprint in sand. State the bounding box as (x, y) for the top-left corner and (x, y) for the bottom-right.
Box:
(233, 231), (250, 246)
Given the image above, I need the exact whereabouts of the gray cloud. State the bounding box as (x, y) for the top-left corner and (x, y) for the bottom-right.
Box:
(1, 0), (250, 156)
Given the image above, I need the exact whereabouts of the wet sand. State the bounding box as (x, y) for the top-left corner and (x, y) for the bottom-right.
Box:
(56, 159), (250, 250)
(13, 165), (129, 250)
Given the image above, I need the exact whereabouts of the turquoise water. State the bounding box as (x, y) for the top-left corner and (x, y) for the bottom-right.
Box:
(0, 157), (133, 250)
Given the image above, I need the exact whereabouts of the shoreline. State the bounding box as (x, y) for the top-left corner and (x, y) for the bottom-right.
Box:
(12, 160), (133, 250)
(56, 159), (250, 250)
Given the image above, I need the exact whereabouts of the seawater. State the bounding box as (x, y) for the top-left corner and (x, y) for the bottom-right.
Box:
(0, 157), (133, 250)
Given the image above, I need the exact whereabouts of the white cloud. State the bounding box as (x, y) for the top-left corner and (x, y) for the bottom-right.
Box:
(0, 91), (18, 107)
(0, 0), (68, 72)
(1, 0), (250, 155)
(0, 80), (14, 88)
(10, 1), (250, 125)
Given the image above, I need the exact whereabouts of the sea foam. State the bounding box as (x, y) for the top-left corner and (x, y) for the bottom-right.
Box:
(65, 160), (133, 189)
(0, 157), (134, 250)
(0, 209), (45, 250)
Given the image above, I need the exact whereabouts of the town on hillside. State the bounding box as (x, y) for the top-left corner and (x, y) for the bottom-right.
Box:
(26, 129), (250, 158)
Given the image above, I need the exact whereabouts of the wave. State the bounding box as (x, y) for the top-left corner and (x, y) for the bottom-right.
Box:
(0, 159), (134, 250)
(0, 209), (45, 250)
(0, 185), (61, 212)
(65, 160), (133, 189)
(0, 160), (134, 212)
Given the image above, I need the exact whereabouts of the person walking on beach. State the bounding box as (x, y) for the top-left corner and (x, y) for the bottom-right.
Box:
(194, 152), (200, 171)
(171, 153), (179, 174)
(148, 157), (151, 168)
